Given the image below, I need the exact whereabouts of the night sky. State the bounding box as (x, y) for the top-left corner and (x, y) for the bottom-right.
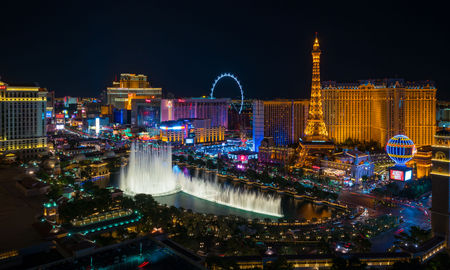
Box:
(1, 1), (449, 100)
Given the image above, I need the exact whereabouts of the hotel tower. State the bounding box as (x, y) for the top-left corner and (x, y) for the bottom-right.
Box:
(321, 79), (436, 147)
(0, 81), (48, 159)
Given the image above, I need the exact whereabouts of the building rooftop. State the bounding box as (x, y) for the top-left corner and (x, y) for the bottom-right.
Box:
(436, 129), (450, 137)
(54, 234), (96, 254)
(220, 252), (412, 262)
(0, 81), (40, 87)
(33, 220), (68, 239)
(17, 178), (49, 190)
(322, 79), (436, 89)
(344, 149), (368, 158)
(228, 150), (257, 155)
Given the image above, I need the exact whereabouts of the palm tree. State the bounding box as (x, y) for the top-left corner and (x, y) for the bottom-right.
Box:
(265, 257), (294, 270)
(391, 258), (423, 270)
(394, 226), (431, 247)
(425, 252), (450, 270)
(317, 239), (333, 254)
(354, 237), (372, 253)
(331, 257), (367, 270)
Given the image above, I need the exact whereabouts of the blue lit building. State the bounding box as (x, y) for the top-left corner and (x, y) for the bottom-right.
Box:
(252, 99), (309, 151)
(113, 108), (129, 125)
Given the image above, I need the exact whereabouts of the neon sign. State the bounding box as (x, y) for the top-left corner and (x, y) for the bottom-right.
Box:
(390, 170), (404, 181)
(160, 126), (185, 130)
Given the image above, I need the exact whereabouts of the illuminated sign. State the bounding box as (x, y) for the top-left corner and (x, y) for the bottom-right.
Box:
(0, 85), (6, 90)
(160, 126), (185, 130)
(405, 170), (412, 181)
(140, 134), (151, 141)
(389, 166), (413, 181)
(390, 170), (404, 181)
(56, 114), (65, 119)
(56, 124), (64, 130)
(95, 117), (100, 135)
(185, 138), (194, 145)
(45, 111), (52, 118)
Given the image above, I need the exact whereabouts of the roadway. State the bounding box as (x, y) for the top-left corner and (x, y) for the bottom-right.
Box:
(370, 195), (431, 252)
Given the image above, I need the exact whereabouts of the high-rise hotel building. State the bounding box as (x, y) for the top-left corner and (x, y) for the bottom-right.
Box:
(252, 99), (309, 150)
(431, 130), (450, 247)
(321, 79), (436, 147)
(161, 98), (229, 129)
(106, 73), (162, 110)
(0, 81), (48, 158)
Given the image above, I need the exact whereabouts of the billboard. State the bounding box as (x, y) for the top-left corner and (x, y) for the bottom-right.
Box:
(95, 117), (100, 134)
(389, 167), (413, 181)
(390, 170), (404, 181)
(405, 170), (412, 181)
(185, 138), (194, 145)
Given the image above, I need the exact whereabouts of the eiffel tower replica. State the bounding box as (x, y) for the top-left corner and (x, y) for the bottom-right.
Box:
(297, 33), (334, 167)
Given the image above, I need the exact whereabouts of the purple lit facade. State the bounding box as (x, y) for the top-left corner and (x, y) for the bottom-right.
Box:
(161, 98), (229, 128)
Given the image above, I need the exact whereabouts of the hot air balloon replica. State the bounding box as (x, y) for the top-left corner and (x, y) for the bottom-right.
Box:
(386, 134), (416, 181)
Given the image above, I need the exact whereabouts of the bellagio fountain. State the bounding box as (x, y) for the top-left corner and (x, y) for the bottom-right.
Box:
(120, 142), (283, 217)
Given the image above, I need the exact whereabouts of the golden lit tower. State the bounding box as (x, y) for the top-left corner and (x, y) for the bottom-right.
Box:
(297, 33), (334, 167)
(304, 33), (329, 140)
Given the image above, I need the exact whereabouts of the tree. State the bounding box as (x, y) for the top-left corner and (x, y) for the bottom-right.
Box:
(425, 252), (450, 270)
(354, 237), (372, 253)
(206, 159), (216, 169)
(265, 257), (293, 270)
(178, 155), (186, 163)
(205, 255), (239, 270)
(391, 259), (423, 270)
(331, 257), (347, 270)
(394, 226), (431, 247)
(317, 239), (333, 254)
(47, 185), (62, 200)
(120, 196), (135, 209)
(295, 167), (304, 178)
(331, 257), (367, 270)
(60, 175), (75, 185)
(82, 181), (96, 193)
(260, 170), (272, 184)
(106, 157), (121, 172)
(35, 169), (50, 181)
(93, 188), (113, 211)
(217, 158), (225, 171)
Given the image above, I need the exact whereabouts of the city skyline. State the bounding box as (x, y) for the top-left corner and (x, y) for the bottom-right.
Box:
(2, 2), (450, 269)
(1, 1), (449, 100)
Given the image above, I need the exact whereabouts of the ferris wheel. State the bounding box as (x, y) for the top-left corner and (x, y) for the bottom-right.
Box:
(210, 73), (244, 114)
